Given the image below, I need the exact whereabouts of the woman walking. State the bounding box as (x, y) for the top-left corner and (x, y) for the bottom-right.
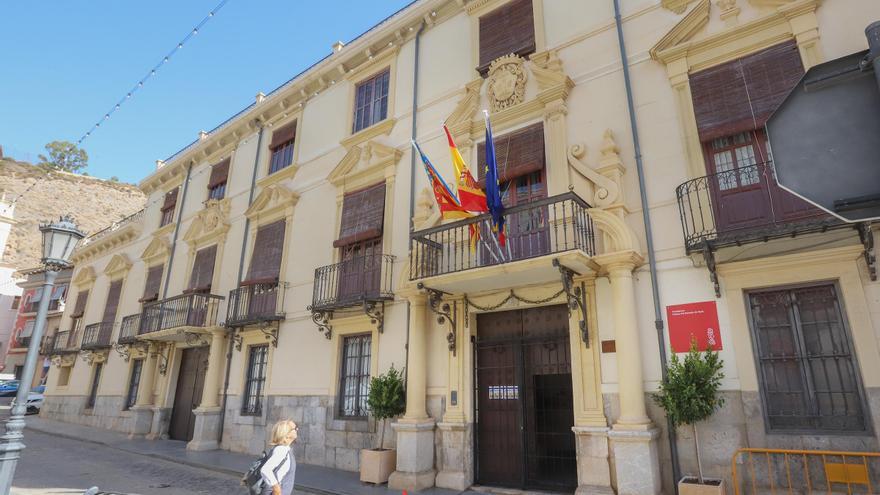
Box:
(260, 420), (298, 495)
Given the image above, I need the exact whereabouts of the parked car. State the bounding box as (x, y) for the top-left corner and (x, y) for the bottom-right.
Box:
(11, 391), (44, 414)
(0, 380), (19, 397)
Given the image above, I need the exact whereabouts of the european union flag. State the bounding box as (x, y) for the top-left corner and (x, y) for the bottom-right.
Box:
(483, 111), (506, 246)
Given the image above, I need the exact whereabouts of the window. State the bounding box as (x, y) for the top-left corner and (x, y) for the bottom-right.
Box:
(268, 121), (297, 175)
(87, 362), (103, 409)
(70, 289), (89, 335)
(207, 158), (230, 200)
(11, 296), (20, 310)
(244, 221), (285, 284)
(57, 366), (71, 387)
(352, 69), (390, 134)
(49, 284), (67, 311)
(13, 365), (23, 381)
(125, 359), (143, 410)
(26, 287), (43, 313)
(338, 334), (371, 418)
(159, 188), (179, 227)
(102, 280), (123, 324)
(478, 0), (536, 75)
(747, 283), (869, 433)
(707, 132), (763, 191)
(242, 345), (269, 416)
(334, 183), (386, 302)
(187, 245), (217, 293)
(141, 264), (164, 303)
(18, 320), (35, 346)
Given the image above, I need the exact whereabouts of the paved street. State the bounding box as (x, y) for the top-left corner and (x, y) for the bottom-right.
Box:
(12, 430), (247, 495)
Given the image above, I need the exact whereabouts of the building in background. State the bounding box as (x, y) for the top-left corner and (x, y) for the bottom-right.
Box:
(4, 267), (72, 387)
(0, 195), (22, 371)
(39, 1), (880, 494)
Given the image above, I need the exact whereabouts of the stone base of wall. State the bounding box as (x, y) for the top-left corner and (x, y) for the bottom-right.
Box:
(604, 388), (880, 495)
(41, 395), (139, 434)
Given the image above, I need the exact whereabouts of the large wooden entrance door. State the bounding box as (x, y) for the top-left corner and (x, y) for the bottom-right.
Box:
(475, 305), (577, 491)
(169, 346), (209, 441)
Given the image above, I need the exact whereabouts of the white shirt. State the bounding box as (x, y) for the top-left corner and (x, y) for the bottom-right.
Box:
(260, 445), (292, 487)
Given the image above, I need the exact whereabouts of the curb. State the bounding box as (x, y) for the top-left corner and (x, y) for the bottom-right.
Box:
(25, 424), (335, 495)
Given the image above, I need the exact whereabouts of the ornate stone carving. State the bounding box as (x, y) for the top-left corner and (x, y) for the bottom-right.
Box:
(184, 199), (230, 247)
(487, 54), (527, 113)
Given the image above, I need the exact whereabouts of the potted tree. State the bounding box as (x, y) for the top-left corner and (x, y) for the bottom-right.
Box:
(360, 365), (405, 484)
(653, 340), (726, 495)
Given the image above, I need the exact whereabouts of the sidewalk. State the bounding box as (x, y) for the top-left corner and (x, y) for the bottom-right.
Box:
(25, 417), (468, 495)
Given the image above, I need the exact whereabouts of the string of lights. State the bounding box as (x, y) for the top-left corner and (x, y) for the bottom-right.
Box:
(74, 0), (233, 146)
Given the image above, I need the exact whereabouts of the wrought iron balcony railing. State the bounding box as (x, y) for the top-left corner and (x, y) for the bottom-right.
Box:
(310, 254), (394, 311)
(409, 192), (596, 280)
(118, 313), (142, 344)
(81, 322), (114, 350)
(227, 281), (288, 327)
(16, 335), (31, 348)
(141, 293), (223, 335)
(676, 162), (847, 253)
(49, 330), (78, 354)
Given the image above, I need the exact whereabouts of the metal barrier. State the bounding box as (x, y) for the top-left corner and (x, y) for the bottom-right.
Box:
(118, 314), (142, 344)
(227, 281), (288, 327)
(732, 448), (880, 495)
(141, 293), (223, 334)
(81, 322), (114, 350)
(311, 254), (394, 311)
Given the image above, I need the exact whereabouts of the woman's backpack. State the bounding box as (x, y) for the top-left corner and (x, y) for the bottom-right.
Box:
(241, 448), (273, 495)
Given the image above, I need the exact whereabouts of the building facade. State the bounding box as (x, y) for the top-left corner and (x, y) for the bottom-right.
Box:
(5, 268), (72, 387)
(0, 196), (23, 370)
(42, 1), (880, 494)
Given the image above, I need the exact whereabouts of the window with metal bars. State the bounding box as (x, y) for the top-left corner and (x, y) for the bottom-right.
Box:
(87, 362), (103, 409)
(125, 359), (143, 410)
(242, 345), (269, 416)
(746, 283), (869, 433)
(352, 70), (390, 134)
(338, 334), (371, 418)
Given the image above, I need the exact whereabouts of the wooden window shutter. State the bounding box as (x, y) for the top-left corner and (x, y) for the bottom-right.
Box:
(269, 121), (297, 150)
(477, 122), (545, 184)
(102, 280), (123, 323)
(161, 187), (179, 211)
(690, 40), (804, 142)
(208, 158), (230, 188)
(334, 183), (386, 248)
(245, 220), (286, 284)
(187, 245), (217, 292)
(478, 0), (536, 74)
(141, 265), (164, 302)
(71, 289), (89, 318)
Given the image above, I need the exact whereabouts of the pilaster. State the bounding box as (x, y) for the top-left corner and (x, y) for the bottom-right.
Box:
(608, 428), (662, 495)
(200, 329), (226, 408)
(573, 426), (614, 495)
(388, 419), (437, 491)
(186, 406), (222, 451)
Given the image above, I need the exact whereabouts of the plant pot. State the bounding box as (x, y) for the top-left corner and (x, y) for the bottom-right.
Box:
(679, 477), (725, 495)
(360, 448), (396, 484)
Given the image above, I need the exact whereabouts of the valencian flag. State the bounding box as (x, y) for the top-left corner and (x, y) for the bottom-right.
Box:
(483, 111), (506, 246)
(443, 124), (488, 213)
(412, 140), (472, 220)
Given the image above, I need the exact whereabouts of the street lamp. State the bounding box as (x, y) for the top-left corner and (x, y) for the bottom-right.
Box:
(0, 215), (84, 494)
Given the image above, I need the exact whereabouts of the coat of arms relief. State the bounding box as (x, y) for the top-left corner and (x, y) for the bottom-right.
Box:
(487, 54), (527, 112)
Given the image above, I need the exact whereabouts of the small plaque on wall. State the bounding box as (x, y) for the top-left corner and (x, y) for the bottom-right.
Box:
(666, 301), (723, 353)
(601, 340), (616, 353)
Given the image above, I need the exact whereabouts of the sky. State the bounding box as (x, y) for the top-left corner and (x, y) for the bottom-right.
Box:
(0, 0), (413, 183)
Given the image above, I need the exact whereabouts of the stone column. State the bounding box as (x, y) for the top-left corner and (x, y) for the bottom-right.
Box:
(389, 294), (436, 491)
(129, 343), (158, 437)
(188, 329), (226, 451)
(605, 254), (661, 495)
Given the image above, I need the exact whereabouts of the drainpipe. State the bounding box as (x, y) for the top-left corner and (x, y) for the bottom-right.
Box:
(162, 162), (193, 299)
(218, 122), (264, 444)
(404, 21), (426, 389)
(612, 0), (681, 489)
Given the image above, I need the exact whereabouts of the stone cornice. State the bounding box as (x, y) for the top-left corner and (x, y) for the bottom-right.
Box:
(339, 118), (397, 150)
(138, 0), (462, 195)
(70, 221), (142, 265)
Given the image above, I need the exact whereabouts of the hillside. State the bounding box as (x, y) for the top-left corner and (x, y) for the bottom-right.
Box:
(0, 158), (146, 269)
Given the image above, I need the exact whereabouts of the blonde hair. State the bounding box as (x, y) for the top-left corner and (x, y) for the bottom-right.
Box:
(269, 420), (297, 446)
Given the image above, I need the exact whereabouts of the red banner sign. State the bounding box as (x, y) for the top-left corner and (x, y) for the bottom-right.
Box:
(666, 301), (722, 353)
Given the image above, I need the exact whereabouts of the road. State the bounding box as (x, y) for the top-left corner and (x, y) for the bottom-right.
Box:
(12, 430), (245, 495)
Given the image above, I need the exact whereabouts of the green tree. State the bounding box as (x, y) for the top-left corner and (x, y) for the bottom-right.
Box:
(653, 340), (725, 484)
(366, 365), (406, 450)
(37, 141), (88, 173)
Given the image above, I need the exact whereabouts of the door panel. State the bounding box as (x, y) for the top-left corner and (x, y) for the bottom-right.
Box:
(476, 305), (576, 491)
(169, 346), (209, 442)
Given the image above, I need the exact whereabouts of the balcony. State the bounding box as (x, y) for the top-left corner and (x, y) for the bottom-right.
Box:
(81, 322), (114, 350)
(117, 313), (142, 344)
(227, 281), (288, 327)
(408, 192), (596, 293)
(310, 254), (394, 312)
(39, 335), (55, 355)
(676, 162), (849, 253)
(140, 293), (224, 337)
(49, 330), (79, 354)
(16, 335), (31, 348)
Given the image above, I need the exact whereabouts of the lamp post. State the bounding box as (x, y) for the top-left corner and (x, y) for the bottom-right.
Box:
(0, 215), (84, 494)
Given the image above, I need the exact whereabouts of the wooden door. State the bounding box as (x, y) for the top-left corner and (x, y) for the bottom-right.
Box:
(169, 346), (209, 442)
(337, 238), (381, 303)
(475, 305), (576, 491)
(503, 170), (549, 260)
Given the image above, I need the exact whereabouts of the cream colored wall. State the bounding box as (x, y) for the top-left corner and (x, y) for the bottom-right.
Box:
(46, 0), (880, 437)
